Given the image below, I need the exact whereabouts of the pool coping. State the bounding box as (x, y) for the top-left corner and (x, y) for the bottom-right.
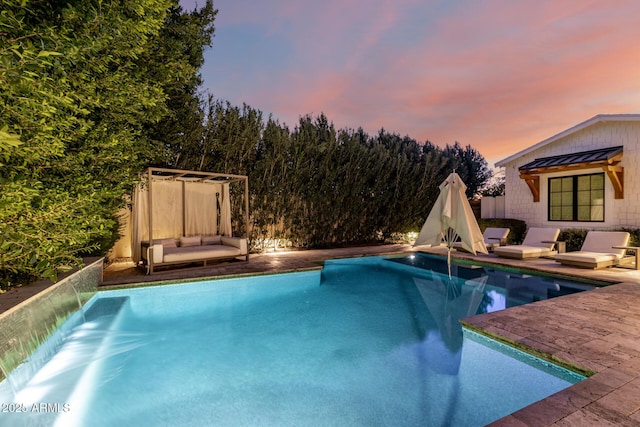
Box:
(467, 279), (640, 426)
(424, 247), (640, 426)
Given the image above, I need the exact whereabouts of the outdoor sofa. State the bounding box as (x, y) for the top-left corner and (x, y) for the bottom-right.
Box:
(493, 227), (561, 260)
(141, 235), (248, 274)
(453, 227), (509, 253)
(554, 231), (630, 269)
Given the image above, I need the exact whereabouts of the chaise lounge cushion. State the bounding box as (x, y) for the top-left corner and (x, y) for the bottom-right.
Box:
(493, 227), (560, 259)
(454, 227), (509, 253)
(494, 245), (551, 259)
(555, 231), (630, 269)
(145, 235), (248, 268)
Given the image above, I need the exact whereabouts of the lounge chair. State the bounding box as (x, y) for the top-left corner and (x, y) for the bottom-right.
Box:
(454, 227), (509, 253)
(554, 231), (630, 269)
(493, 227), (560, 259)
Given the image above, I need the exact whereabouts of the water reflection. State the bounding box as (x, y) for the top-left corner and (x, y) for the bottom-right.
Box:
(414, 273), (487, 374)
(390, 253), (595, 310)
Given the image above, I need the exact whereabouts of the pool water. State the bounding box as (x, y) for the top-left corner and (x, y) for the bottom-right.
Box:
(389, 252), (596, 310)
(0, 255), (588, 426)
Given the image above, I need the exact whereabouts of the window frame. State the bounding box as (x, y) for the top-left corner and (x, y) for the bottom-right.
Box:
(547, 172), (605, 222)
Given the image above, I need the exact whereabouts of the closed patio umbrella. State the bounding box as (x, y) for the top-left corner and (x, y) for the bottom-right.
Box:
(414, 172), (488, 275)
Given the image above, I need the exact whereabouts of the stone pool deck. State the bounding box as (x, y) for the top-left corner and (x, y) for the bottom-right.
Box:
(102, 245), (640, 426)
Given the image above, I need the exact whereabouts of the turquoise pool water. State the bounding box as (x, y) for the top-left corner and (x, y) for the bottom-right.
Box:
(0, 255), (587, 426)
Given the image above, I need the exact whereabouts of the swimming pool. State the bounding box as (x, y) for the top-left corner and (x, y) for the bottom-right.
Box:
(0, 255), (589, 426)
(389, 252), (597, 310)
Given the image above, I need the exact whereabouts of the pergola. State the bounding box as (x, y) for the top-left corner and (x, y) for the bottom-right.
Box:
(130, 167), (250, 264)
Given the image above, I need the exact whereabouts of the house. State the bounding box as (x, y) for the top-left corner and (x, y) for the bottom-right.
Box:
(495, 114), (640, 230)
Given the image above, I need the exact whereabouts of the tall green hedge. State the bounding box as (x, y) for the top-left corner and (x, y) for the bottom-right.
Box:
(170, 105), (493, 249)
(478, 219), (527, 245)
(0, 0), (216, 286)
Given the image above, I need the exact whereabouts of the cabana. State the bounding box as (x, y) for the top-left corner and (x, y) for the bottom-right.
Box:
(131, 168), (250, 273)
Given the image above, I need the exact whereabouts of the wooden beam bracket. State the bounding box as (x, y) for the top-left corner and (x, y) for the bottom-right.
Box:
(519, 174), (540, 202)
(604, 165), (624, 199)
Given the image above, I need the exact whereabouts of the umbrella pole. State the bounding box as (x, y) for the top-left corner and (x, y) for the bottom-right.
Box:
(445, 227), (457, 280)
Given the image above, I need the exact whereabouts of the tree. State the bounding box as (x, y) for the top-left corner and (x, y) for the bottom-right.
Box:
(0, 0), (216, 286)
(163, 104), (494, 249)
(442, 142), (492, 198)
(148, 1), (217, 167)
(481, 175), (505, 197)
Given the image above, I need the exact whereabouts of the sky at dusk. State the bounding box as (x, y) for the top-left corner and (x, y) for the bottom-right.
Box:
(179, 0), (640, 167)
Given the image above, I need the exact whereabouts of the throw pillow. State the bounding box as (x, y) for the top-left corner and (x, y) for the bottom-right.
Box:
(202, 235), (222, 245)
(156, 238), (177, 248)
(180, 236), (202, 247)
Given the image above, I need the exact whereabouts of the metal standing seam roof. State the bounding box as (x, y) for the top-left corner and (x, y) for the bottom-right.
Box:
(518, 146), (623, 171)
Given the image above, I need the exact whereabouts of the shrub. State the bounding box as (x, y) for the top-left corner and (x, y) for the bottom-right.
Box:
(622, 228), (640, 247)
(556, 228), (640, 252)
(477, 219), (526, 244)
(557, 229), (589, 252)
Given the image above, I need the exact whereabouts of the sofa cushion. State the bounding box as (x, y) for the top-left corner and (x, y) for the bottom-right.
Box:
(580, 231), (629, 256)
(202, 235), (222, 245)
(162, 245), (242, 263)
(180, 236), (202, 247)
(155, 238), (177, 248)
(221, 236), (247, 254)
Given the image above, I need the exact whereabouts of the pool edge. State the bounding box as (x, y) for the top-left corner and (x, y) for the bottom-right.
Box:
(0, 259), (103, 383)
(460, 320), (596, 378)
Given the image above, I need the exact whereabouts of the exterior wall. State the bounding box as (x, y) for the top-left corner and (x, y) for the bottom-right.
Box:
(109, 206), (132, 259)
(481, 196), (505, 219)
(501, 121), (640, 230)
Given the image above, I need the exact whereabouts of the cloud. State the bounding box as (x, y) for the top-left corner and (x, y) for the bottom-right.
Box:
(183, 0), (640, 166)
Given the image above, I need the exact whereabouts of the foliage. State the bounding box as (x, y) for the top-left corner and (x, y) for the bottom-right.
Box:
(622, 228), (640, 248)
(478, 219), (527, 245)
(557, 229), (590, 253)
(481, 175), (505, 197)
(148, 2), (217, 165)
(0, 0), (216, 285)
(442, 142), (493, 199)
(167, 105), (492, 249)
(0, 0), (493, 283)
(560, 228), (640, 252)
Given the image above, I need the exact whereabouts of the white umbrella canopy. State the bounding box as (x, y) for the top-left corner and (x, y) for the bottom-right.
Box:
(414, 172), (488, 256)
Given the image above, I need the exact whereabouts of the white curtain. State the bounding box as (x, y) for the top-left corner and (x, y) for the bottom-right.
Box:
(131, 184), (148, 264)
(130, 178), (234, 263)
(131, 180), (183, 263)
(150, 180), (184, 239)
(185, 182), (217, 236)
(219, 183), (232, 236)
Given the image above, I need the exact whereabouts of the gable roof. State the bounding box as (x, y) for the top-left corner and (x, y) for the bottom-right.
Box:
(495, 114), (640, 167)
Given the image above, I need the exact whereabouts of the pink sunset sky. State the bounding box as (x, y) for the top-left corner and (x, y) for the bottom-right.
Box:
(179, 0), (640, 167)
